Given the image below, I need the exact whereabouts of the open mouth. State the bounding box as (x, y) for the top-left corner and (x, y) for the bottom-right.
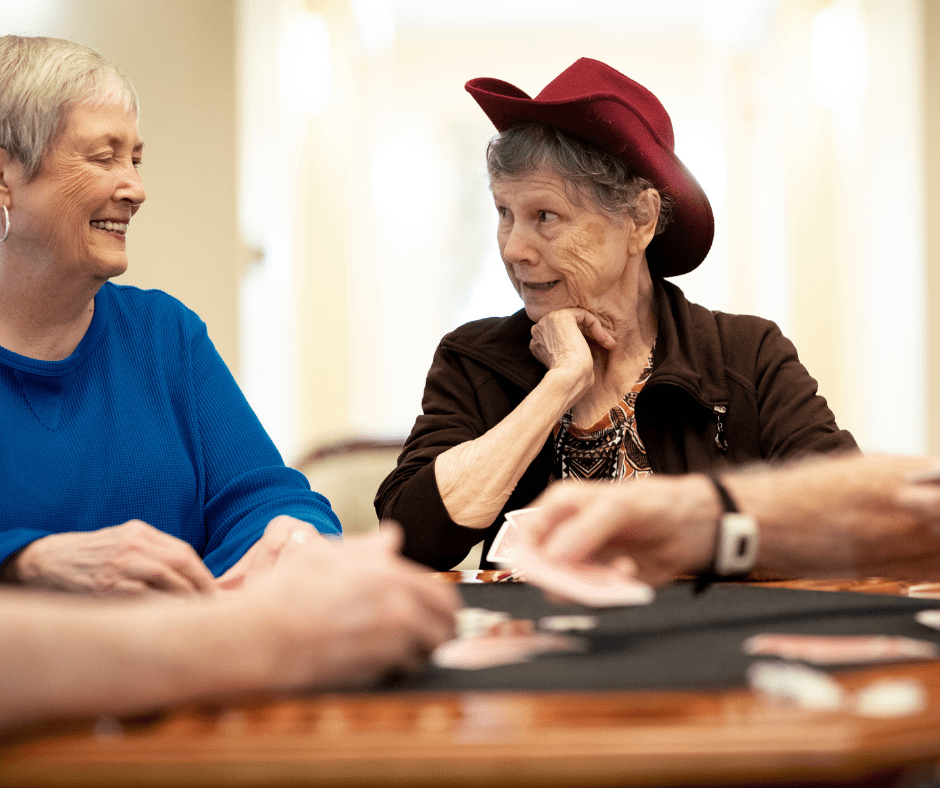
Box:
(90, 220), (128, 235)
(522, 280), (560, 292)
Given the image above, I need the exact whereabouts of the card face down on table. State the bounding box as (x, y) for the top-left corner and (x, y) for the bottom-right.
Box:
(393, 582), (940, 694)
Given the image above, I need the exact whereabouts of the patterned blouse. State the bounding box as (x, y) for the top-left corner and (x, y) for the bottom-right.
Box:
(549, 346), (655, 483)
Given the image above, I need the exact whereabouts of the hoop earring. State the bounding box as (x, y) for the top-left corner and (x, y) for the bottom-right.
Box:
(0, 205), (8, 243)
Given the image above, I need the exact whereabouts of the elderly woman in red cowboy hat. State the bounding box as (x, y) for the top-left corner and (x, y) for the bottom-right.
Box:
(376, 58), (857, 571)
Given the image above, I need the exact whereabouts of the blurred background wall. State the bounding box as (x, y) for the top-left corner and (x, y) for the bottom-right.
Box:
(3, 0), (938, 463)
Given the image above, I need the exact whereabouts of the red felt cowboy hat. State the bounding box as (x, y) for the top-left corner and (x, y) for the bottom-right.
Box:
(465, 58), (714, 277)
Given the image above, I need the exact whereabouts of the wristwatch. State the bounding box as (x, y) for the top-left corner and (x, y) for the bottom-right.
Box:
(708, 476), (759, 576)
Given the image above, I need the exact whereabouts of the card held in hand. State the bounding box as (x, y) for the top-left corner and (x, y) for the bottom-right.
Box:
(489, 508), (654, 608)
(486, 507), (538, 564)
(511, 544), (655, 607)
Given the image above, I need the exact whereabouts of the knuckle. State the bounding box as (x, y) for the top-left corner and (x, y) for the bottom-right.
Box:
(122, 520), (151, 538)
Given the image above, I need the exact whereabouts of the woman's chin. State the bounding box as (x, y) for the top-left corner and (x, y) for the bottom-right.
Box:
(95, 256), (130, 281)
(523, 304), (547, 323)
(522, 299), (578, 324)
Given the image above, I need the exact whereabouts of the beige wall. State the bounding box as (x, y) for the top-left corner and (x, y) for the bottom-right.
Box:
(927, 0), (940, 453)
(23, 0), (243, 376)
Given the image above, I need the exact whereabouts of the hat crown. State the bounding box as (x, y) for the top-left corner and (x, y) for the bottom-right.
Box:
(534, 58), (674, 152)
(465, 58), (713, 276)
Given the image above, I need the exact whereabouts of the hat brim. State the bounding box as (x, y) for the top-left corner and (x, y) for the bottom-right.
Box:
(466, 77), (714, 277)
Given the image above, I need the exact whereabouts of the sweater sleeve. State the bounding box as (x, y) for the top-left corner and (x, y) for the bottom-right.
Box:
(190, 325), (341, 575)
(752, 322), (859, 460)
(374, 342), (493, 570)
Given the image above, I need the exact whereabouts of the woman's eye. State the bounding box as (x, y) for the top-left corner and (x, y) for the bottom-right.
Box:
(133, 159), (143, 170)
(538, 210), (558, 222)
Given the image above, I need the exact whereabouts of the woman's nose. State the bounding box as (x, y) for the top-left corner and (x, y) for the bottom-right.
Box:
(501, 223), (536, 266)
(118, 164), (146, 208)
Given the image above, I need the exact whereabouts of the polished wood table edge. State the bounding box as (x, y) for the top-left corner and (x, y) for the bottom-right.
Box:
(4, 668), (940, 788)
(4, 576), (940, 788)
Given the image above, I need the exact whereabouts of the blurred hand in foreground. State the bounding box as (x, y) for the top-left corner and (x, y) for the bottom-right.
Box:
(232, 522), (460, 690)
(520, 455), (940, 585)
(519, 475), (719, 586)
(216, 515), (329, 591)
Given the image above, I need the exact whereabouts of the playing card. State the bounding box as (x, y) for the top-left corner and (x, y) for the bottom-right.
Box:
(854, 678), (927, 718)
(742, 633), (940, 665)
(539, 615), (599, 632)
(432, 632), (584, 670)
(486, 507), (540, 564)
(456, 607), (511, 639)
(746, 660), (845, 710)
(915, 609), (940, 629)
(906, 585), (940, 600)
(507, 543), (654, 607)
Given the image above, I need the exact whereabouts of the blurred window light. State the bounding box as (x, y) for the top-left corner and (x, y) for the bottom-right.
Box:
(0, 0), (57, 30)
(671, 119), (729, 312)
(810, 1), (867, 112)
(456, 248), (522, 326)
(350, 0), (395, 53)
(372, 129), (440, 240)
(702, 0), (779, 48)
(675, 121), (727, 219)
(278, 11), (331, 117)
(396, 0), (707, 30)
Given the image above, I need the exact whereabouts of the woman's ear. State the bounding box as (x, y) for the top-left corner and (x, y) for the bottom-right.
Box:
(0, 148), (14, 206)
(628, 189), (661, 256)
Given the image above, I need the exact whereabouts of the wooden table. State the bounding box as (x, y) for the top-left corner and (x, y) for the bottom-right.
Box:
(3, 576), (940, 788)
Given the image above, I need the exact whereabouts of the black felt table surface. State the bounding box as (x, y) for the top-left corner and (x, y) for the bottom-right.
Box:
(393, 581), (940, 693)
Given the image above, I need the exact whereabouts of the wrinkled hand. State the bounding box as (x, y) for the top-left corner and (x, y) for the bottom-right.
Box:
(216, 515), (328, 591)
(725, 454), (940, 580)
(530, 308), (615, 398)
(9, 521), (216, 596)
(519, 476), (720, 586)
(242, 523), (460, 691)
(896, 481), (940, 520)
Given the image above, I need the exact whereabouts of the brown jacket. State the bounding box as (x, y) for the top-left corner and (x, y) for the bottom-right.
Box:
(376, 279), (858, 570)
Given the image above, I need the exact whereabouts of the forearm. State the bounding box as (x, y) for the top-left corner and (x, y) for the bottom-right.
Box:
(722, 454), (940, 580)
(435, 368), (581, 528)
(0, 530), (47, 584)
(0, 594), (268, 730)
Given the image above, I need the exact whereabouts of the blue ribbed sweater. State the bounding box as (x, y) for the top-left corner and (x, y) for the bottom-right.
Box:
(0, 282), (340, 576)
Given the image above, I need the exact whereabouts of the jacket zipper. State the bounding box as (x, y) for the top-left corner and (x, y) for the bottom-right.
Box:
(713, 405), (728, 452)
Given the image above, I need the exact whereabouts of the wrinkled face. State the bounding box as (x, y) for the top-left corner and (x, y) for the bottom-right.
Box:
(9, 102), (145, 282)
(492, 168), (633, 324)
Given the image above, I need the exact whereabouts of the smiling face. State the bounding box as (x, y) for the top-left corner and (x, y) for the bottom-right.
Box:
(6, 101), (145, 283)
(492, 168), (642, 325)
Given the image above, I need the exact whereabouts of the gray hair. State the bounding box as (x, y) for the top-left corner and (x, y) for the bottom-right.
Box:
(0, 35), (139, 180)
(486, 123), (672, 235)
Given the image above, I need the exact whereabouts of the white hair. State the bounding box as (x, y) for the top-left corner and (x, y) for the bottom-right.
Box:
(0, 35), (139, 180)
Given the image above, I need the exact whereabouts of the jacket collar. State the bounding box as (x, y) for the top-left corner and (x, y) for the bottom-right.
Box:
(649, 278), (730, 407)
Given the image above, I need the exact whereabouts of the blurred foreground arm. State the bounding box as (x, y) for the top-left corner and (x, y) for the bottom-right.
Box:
(0, 527), (458, 731)
(525, 454), (940, 585)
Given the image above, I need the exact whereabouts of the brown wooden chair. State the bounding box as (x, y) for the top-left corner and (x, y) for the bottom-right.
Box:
(293, 436), (405, 538)
(292, 435), (483, 568)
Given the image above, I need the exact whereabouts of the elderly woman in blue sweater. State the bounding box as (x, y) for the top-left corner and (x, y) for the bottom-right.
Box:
(0, 36), (342, 595)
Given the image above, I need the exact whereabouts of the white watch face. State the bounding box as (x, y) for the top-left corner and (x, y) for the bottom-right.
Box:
(715, 513), (758, 576)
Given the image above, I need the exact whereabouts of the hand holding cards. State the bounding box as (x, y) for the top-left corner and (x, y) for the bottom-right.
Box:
(488, 508), (654, 608)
